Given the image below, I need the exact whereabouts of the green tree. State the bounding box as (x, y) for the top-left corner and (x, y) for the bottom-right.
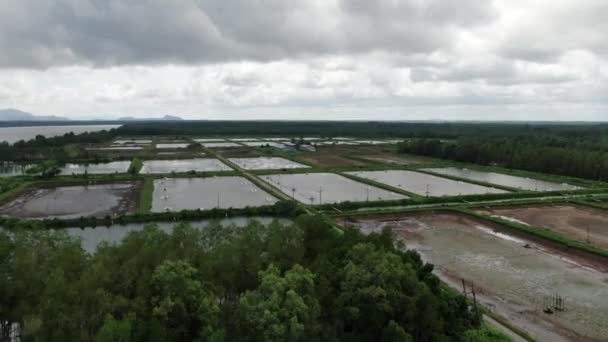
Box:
(152, 260), (223, 341)
(238, 264), (320, 341)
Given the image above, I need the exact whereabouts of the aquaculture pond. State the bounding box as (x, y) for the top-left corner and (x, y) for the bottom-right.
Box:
(63, 217), (292, 254)
(151, 176), (276, 212)
(423, 167), (581, 191)
(0, 182), (139, 219)
(201, 142), (242, 148)
(0, 161), (34, 177)
(59, 161), (131, 175)
(113, 139), (152, 144)
(156, 143), (190, 149)
(343, 213), (608, 341)
(346, 170), (507, 197)
(229, 157), (309, 170)
(261, 172), (407, 204)
(141, 158), (231, 174)
(480, 204), (608, 249)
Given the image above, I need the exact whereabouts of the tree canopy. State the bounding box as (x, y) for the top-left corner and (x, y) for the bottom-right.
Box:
(0, 215), (485, 341)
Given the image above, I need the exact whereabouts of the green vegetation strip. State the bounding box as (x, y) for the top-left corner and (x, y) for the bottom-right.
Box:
(137, 177), (154, 214)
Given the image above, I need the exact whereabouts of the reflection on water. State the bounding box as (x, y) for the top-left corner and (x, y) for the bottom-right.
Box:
(0, 161), (34, 177)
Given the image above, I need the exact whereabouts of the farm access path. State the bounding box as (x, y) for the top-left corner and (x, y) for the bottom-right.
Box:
(339, 192), (608, 215)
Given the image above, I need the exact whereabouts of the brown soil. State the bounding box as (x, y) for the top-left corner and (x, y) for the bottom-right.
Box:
(300, 154), (366, 167)
(480, 204), (608, 250)
(338, 212), (608, 341)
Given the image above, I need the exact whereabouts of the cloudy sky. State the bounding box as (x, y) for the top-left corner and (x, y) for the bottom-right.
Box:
(1, 0), (607, 121)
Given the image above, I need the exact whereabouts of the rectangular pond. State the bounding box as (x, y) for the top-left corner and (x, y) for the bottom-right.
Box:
(346, 170), (508, 197)
(113, 139), (152, 144)
(87, 146), (143, 151)
(0, 182), (139, 219)
(423, 167), (581, 191)
(229, 138), (260, 142)
(151, 176), (277, 212)
(479, 204), (608, 249)
(156, 143), (190, 149)
(229, 157), (309, 170)
(261, 172), (407, 204)
(342, 213), (608, 341)
(60, 161), (131, 175)
(193, 138), (226, 142)
(201, 142), (242, 148)
(141, 158), (231, 174)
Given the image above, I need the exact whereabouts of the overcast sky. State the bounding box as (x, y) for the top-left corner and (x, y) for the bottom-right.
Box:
(1, 0), (607, 121)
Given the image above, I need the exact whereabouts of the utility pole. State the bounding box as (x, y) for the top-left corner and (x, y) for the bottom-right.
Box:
(217, 192), (220, 208)
(291, 187), (296, 200)
(319, 186), (323, 204)
(366, 185), (370, 202)
(425, 184), (430, 198)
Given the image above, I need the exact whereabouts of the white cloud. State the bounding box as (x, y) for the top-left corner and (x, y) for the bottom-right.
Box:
(0, 0), (606, 121)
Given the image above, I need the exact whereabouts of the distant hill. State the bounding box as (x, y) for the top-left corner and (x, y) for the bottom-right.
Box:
(0, 108), (69, 121)
(118, 115), (184, 121)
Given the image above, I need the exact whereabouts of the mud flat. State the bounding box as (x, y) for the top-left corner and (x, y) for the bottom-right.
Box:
(0, 182), (140, 219)
(480, 204), (608, 249)
(339, 213), (608, 341)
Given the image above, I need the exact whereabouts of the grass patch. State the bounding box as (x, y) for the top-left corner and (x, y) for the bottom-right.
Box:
(137, 177), (154, 213)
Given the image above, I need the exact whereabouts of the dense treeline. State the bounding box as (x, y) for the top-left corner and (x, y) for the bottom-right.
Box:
(117, 121), (608, 139)
(1, 215), (485, 341)
(398, 138), (608, 181)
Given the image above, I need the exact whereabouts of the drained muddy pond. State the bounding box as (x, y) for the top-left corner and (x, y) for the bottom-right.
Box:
(141, 158), (231, 174)
(424, 167), (581, 191)
(480, 204), (608, 249)
(229, 157), (309, 170)
(151, 177), (276, 211)
(261, 172), (407, 204)
(347, 170), (507, 197)
(342, 213), (608, 341)
(59, 161), (131, 175)
(0, 182), (139, 219)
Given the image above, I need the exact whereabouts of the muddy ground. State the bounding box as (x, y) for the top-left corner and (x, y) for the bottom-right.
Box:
(338, 213), (608, 342)
(480, 204), (608, 249)
(0, 181), (141, 219)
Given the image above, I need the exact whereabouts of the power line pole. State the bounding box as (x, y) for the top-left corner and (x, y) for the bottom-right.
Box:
(319, 186), (323, 204)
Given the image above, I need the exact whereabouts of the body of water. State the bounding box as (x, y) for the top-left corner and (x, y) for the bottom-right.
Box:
(0, 125), (121, 144)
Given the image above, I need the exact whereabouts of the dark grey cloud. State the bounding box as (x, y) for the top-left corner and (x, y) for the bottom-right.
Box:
(0, 0), (496, 69)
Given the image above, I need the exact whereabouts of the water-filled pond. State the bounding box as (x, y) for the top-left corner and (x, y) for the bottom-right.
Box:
(201, 142), (242, 148)
(229, 157), (308, 170)
(346, 170), (507, 197)
(0, 182), (139, 219)
(0, 161), (34, 177)
(156, 143), (190, 149)
(423, 167), (581, 191)
(63, 216), (291, 253)
(141, 158), (231, 174)
(261, 172), (407, 204)
(59, 161), (131, 175)
(151, 176), (276, 211)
